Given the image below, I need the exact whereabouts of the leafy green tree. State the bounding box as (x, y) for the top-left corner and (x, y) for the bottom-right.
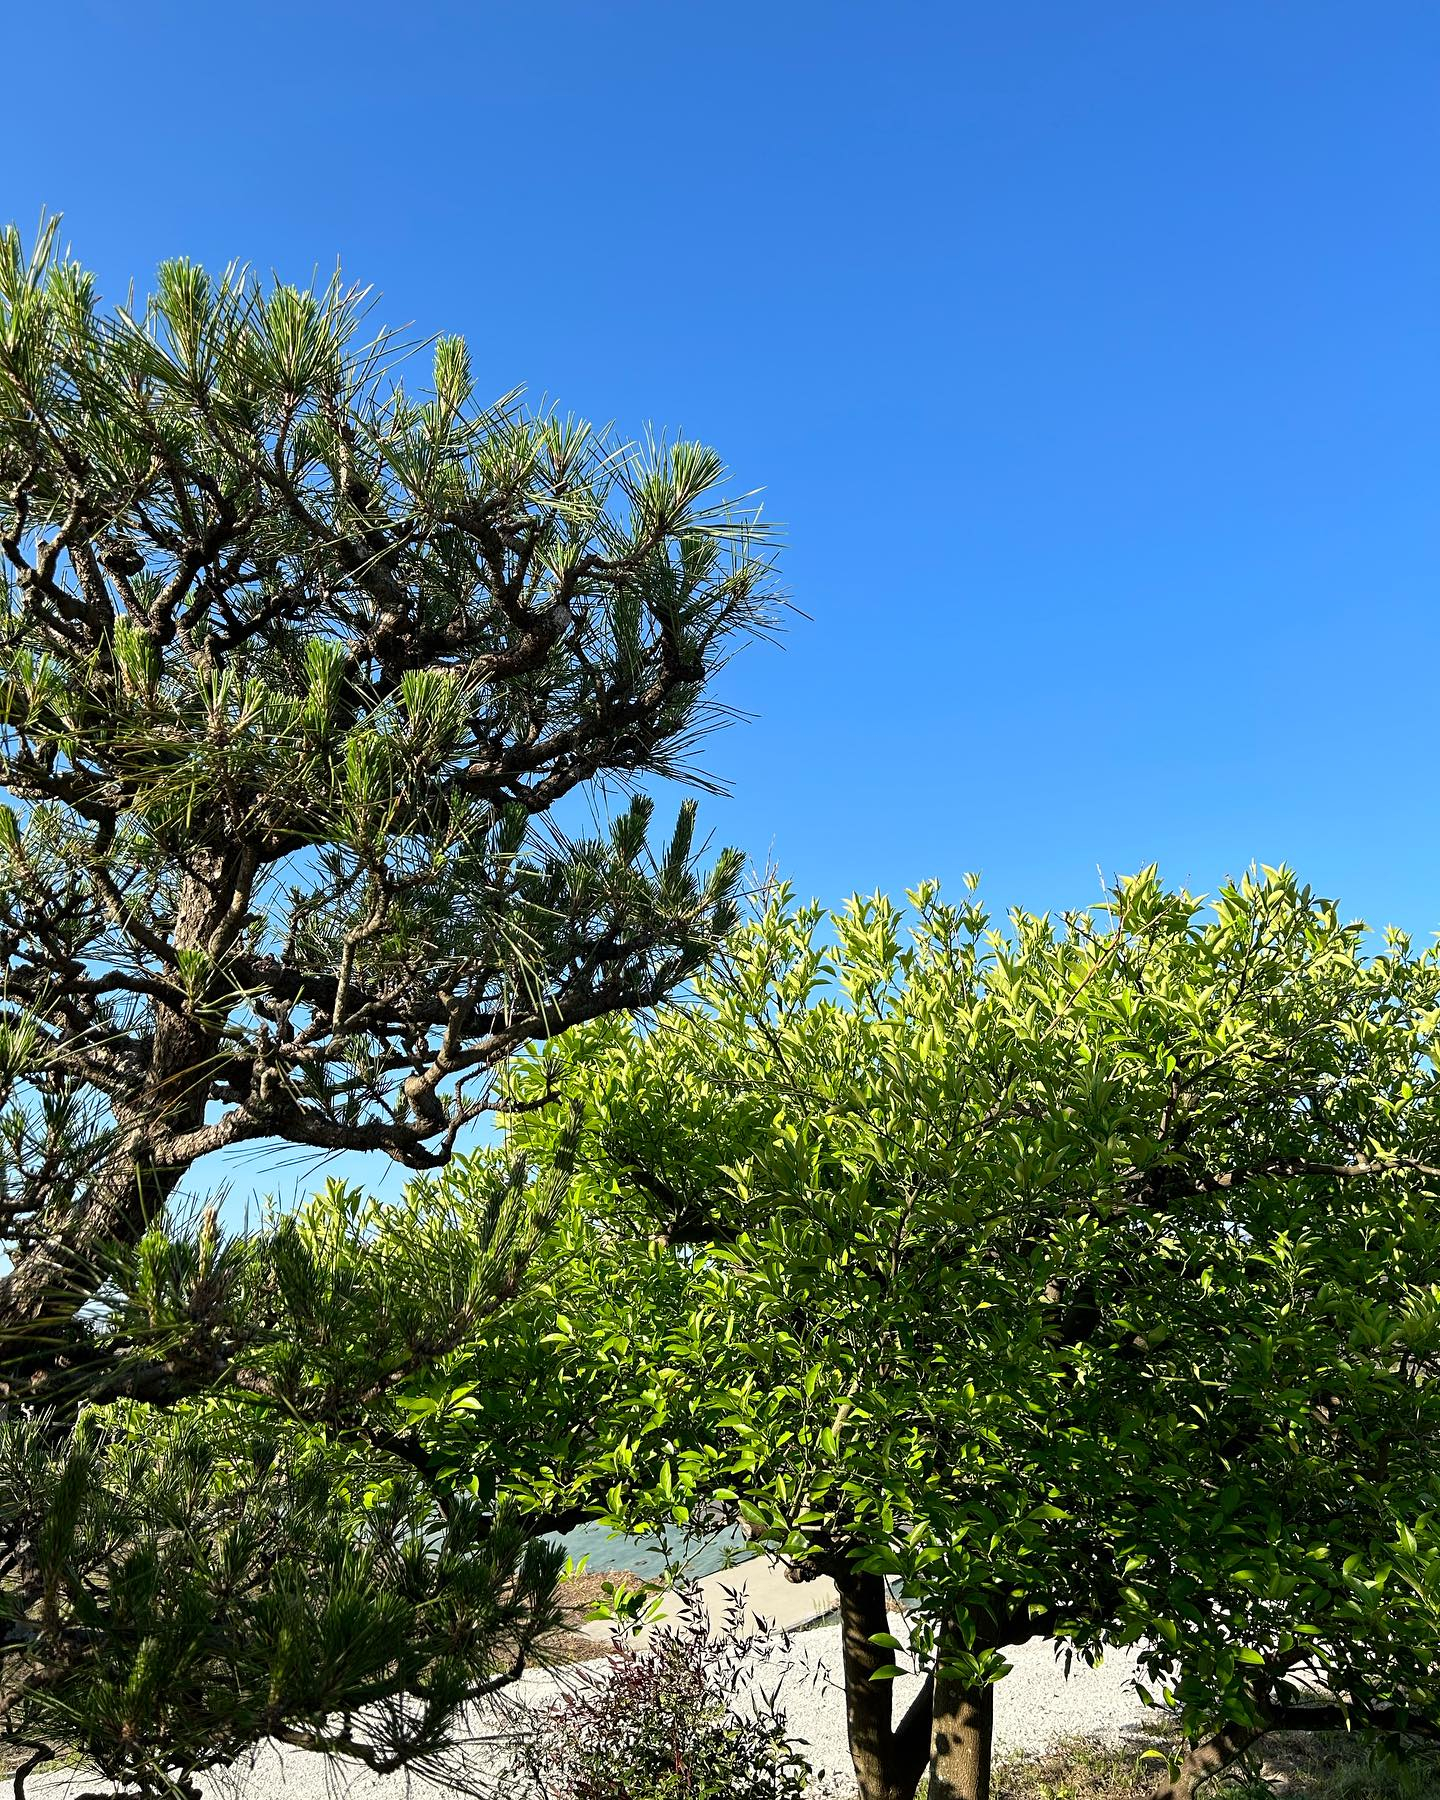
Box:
(511, 870), (1440, 1800)
(0, 217), (774, 1791)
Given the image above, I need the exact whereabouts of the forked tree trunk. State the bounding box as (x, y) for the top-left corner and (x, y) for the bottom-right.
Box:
(927, 1636), (995, 1800)
(834, 1565), (933, 1800)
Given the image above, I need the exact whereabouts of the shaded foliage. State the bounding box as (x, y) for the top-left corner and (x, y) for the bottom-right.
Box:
(2, 1154), (585, 1794)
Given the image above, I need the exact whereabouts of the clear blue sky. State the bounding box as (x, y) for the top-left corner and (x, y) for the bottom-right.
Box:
(8, 2), (1438, 1199)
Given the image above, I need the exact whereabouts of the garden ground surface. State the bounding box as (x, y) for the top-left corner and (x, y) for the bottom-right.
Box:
(23, 1608), (1157, 1798)
(20, 1560), (1440, 1798)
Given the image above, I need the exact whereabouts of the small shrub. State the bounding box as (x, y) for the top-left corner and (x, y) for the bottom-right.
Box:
(514, 1583), (813, 1799)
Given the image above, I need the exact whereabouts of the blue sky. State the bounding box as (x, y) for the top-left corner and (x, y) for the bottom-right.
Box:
(8, 2), (1438, 1202)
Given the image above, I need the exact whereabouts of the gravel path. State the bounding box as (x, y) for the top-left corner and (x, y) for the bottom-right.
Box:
(28, 1625), (1160, 1800)
(739, 1623), (1157, 1793)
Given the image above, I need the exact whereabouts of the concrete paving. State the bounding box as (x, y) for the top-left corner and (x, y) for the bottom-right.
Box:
(573, 1548), (840, 1642)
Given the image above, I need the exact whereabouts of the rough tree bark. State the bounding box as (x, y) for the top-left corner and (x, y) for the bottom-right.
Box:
(926, 1629), (995, 1800)
(1, 847), (255, 1342)
(834, 1566), (934, 1800)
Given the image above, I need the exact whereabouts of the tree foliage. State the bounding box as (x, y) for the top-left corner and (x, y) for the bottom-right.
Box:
(0, 215), (773, 1351)
(512, 869), (1440, 1800)
(0, 218), (773, 1793)
(1, 1155), (589, 1795)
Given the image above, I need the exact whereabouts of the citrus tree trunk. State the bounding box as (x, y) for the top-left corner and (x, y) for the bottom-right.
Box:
(834, 1565), (933, 1800)
(927, 1635), (994, 1800)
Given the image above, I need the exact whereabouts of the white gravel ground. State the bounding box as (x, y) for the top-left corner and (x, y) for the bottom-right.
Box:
(29, 1624), (1160, 1800)
(744, 1623), (1157, 1794)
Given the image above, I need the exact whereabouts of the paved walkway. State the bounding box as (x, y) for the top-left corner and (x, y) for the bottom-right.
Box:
(574, 1549), (841, 1642)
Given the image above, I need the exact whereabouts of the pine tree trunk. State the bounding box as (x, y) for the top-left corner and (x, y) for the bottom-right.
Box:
(927, 1646), (994, 1800)
(0, 849), (252, 1350)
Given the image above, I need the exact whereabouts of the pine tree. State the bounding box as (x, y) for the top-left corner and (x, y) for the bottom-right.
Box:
(0, 218), (775, 1792)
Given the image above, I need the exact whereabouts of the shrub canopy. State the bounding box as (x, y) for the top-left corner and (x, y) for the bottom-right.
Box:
(513, 869), (1440, 1800)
